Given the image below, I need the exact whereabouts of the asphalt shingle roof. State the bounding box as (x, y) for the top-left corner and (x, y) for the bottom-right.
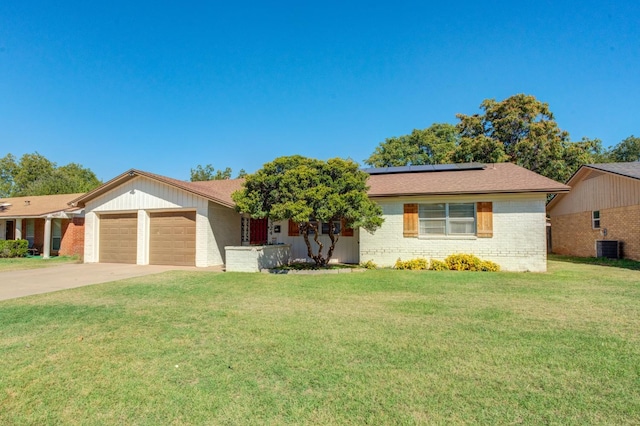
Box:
(585, 162), (640, 180)
(366, 162), (569, 197)
(71, 163), (569, 209)
(0, 193), (84, 218)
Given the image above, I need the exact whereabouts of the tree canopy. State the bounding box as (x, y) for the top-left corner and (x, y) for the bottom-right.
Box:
(0, 152), (101, 197)
(190, 164), (247, 181)
(364, 123), (458, 167)
(606, 135), (640, 162)
(364, 94), (612, 183)
(232, 155), (383, 266)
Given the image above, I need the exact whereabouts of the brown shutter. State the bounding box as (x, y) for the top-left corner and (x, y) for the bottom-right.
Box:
(403, 204), (418, 237)
(341, 218), (354, 236)
(476, 202), (493, 238)
(288, 220), (299, 236)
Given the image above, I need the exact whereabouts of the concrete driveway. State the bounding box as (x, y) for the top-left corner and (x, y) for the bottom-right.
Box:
(0, 263), (223, 301)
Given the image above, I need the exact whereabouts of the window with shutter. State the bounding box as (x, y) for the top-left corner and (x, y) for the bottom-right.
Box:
(403, 204), (419, 237)
(341, 218), (354, 236)
(476, 202), (493, 238)
(288, 220), (299, 236)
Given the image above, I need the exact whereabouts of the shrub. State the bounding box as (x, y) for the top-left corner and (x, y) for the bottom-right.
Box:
(429, 259), (449, 271)
(0, 240), (29, 258)
(394, 257), (429, 270)
(359, 260), (378, 270)
(445, 254), (483, 271)
(480, 260), (500, 272)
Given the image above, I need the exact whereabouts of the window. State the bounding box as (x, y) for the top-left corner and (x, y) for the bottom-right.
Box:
(592, 211), (600, 229)
(321, 221), (341, 235)
(26, 219), (35, 248)
(418, 203), (475, 236)
(52, 220), (62, 251)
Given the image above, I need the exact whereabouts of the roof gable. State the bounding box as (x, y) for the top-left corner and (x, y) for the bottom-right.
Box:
(70, 169), (244, 209)
(547, 162), (640, 211)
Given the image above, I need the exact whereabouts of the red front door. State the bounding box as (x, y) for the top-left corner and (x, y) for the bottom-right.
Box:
(250, 218), (268, 245)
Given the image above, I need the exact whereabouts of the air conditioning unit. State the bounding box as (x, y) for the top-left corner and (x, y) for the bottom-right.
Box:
(596, 240), (620, 259)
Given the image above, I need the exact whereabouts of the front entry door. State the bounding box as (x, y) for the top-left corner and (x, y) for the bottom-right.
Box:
(5, 221), (14, 240)
(250, 218), (268, 245)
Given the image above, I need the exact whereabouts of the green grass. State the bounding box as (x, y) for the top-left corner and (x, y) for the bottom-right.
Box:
(549, 253), (640, 271)
(0, 255), (80, 272)
(1, 260), (639, 424)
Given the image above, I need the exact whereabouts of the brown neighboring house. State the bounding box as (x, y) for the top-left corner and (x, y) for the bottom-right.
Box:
(547, 162), (640, 261)
(0, 193), (85, 258)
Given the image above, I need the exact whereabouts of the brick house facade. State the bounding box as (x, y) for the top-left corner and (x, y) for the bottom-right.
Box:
(0, 193), (85, 259)
(547, 163), (640, 261)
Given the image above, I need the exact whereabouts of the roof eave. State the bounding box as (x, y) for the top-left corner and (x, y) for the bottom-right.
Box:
(70, 169), (237, 209)
(369, 188), (570, 198)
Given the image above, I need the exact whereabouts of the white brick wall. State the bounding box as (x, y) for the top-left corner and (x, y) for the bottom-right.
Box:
(225, 245), (291, 272)
(274, 221), (359, 264)
(208, 201), (242, 266)
(359, 194), (548, 272)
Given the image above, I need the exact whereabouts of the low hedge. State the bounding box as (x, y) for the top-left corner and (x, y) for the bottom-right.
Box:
(393, 254), (501, 272)
(0, 239), (29, 258)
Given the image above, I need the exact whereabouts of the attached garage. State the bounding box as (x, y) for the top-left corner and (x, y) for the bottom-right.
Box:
(75, 169), (243, 267)
(149, 211), (196, 266)
(99, 213), (137, 264)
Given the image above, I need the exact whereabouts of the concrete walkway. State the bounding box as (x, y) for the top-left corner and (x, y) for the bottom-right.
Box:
(0, 263), (223, 301)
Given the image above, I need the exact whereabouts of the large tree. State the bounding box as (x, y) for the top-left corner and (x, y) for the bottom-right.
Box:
(232, 155), (383, 266)
(606, 135), (640, 162)
(364, 94), (605, 183)
(364, 123), (458, 167)
(0, 152), (100, 197)
(454, 94), (603, 183)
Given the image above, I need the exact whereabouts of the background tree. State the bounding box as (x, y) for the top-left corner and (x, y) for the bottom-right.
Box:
(606, 135), (640, 162)
(0, 154), (17, 197)
(232, 155), (383, 266)
(24, 163), (102, 196)
(364, 123), (458, 167)
(190, 164), (233, 181)
(454, 94), (604, 183)
(0, 152), (101, 197)
(364, 94), (609, 183)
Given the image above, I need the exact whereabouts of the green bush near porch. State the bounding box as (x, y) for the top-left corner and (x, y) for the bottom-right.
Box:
(0, 239), (28, 258)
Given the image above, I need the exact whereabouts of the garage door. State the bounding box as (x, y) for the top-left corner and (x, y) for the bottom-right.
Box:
(100, 213), (138, 264)
(149, 211), (196, 266)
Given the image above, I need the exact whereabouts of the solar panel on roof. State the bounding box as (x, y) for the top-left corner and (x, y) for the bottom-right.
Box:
(363, 163), (486, 175)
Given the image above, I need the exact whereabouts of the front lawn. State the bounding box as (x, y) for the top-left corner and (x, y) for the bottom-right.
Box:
(1, 260), (638, 424)
(0, 255), (80, 272)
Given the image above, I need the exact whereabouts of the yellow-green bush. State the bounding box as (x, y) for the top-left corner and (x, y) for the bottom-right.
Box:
(359, 260), (378, 270)
(479, 260), (500, 271)
(445, 254), (483, 271)
(394, 257), (429, 270)
(429, 259), (449, 271)
(444, 254), (500, 271)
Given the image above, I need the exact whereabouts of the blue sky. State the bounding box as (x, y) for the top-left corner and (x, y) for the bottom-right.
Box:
(1, 1), (638, 181)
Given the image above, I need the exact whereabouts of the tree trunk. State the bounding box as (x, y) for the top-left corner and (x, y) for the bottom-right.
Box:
(301, 222), (326, 266)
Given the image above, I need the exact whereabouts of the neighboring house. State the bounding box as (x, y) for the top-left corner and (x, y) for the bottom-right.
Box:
(72, 163), (568, 271)
(547, 162), (640, 261)
(0, 193), (85, 258)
